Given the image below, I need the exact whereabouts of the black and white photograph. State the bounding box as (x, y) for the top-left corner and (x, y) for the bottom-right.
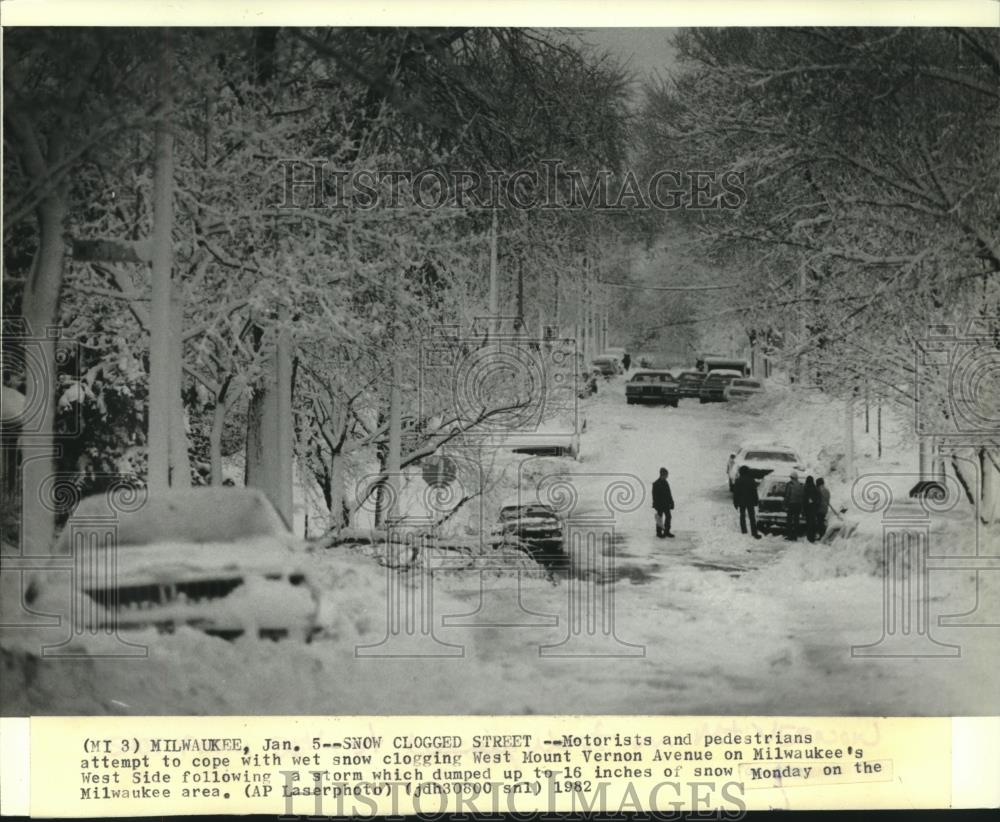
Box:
(2, 19), (998, 723)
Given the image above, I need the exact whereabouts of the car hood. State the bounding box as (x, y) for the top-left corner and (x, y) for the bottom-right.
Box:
(77, 537), (308, 588)
(495, 515), (561, 527)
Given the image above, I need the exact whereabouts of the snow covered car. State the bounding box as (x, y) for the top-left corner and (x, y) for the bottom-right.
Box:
(625, 370), (680, 406)
(489, 502), (566, 568)
(698, 369), (743, 403)
(493, 418), (581, 459)
(723, 377), (765, 401)
(52, 487), (321, 642)
(727, 442), (807, 488)
(675, 369), (707, 400)
(603, 347), (628, 365)
(590, 356), (621, 378)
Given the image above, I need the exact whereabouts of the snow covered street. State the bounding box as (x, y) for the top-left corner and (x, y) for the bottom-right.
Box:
(5, 376), (997, 717)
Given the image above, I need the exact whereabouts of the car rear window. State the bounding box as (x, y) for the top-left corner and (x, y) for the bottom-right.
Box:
(745, 451), (798, 462)
(732, 380), (760, 388)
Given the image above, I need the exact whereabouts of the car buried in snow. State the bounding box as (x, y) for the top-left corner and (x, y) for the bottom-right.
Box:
(625, 370), (680, 406)
(491, 417), (582, 460)
(723, 377), (765, 401)
(489, 501), (566, 569)
(50, 487), (322, 642)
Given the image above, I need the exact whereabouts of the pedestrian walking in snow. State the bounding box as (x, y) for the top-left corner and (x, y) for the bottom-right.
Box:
(732, 465), (761, 539)
(622, 352), (631, 372)
(803, 475), (819, 542)
(783, 471), (805, 541)
(814, 477), (831, 540)
(652, 467), (675, 538)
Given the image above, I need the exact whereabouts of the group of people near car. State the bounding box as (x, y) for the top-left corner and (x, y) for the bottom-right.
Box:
(731, 467), (830, 542)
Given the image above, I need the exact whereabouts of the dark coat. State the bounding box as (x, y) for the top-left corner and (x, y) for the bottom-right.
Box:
(732, 474), (759, 508)
(816, 485), (831, 515)
(652, 477), (674, 512)
(784, 477), (805, 507)
(804, 483), (820, 510)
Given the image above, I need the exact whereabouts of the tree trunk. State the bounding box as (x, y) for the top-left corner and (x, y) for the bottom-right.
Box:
(244, 325), (294, 525)
(982, 449), (1000, 525)
(168, 295), (191, 487)
(209, 396), (227, 486)
(373, 446), (387, 528)
(385, 356), (403, 524)
(328, 450), (351, 529)
(148, 29), (175, 494)
(19, 200), (67, 555)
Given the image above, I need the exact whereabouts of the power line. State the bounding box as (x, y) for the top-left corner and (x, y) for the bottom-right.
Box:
(597, 279), (738, 292)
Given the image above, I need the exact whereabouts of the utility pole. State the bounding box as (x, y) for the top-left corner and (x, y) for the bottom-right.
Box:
(845, 395), (855, 483)
(488, 208), (499, 334)
(797, 263), (807, 383)
(515, 254), (525, 335)
(553, 267), (560, 336)
(877, 402), (882, 459)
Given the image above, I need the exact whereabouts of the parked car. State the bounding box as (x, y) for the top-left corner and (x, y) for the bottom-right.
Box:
(696, 355), (751, 376)
(755, 473), (809, 536)
(698, 369), (743, 403)
(675, 369), (707, 400)
(625, 370), (680, 406)
(494, 418), (581, 459)
(727, 442), (808, 488)
(723, 377), (765, 401)
(490, 502), (566, 569)
(591, 356), (621, 378)
(603, 347), (628, 364)
(50, 487), (322, 642)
